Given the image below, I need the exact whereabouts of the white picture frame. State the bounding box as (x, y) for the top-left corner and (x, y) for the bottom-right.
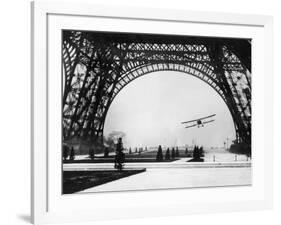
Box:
(31, 1), (273, 224)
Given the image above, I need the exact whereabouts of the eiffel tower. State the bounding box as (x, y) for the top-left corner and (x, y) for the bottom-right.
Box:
(62, 30), (251, 151)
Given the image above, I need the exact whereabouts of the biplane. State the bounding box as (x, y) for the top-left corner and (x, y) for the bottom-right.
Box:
(181, 114), (216, 129)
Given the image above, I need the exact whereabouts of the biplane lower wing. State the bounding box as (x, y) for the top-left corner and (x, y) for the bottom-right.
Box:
(185, 124), (197, 129)
(202, 119), (215, 125)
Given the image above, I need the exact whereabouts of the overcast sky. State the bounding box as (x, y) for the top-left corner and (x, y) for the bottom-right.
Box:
(104, 71), (235, 149)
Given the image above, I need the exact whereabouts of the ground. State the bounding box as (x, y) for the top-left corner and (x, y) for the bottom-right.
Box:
(63, 148), (251, 193)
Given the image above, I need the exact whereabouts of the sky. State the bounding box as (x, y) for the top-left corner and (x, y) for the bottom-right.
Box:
(103, 71), (235, 149)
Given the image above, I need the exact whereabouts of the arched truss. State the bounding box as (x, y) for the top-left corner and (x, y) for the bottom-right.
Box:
(112, 63), (227, 103)
(62, 30), (251, 146)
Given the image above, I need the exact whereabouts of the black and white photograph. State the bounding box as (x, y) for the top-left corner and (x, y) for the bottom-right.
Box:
(62, 30), (252, 194)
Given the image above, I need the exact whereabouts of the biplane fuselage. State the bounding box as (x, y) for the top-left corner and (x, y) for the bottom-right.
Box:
(196, 120), (203, 127)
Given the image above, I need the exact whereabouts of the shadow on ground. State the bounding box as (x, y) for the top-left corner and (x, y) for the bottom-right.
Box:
(63, 168), (146, 194)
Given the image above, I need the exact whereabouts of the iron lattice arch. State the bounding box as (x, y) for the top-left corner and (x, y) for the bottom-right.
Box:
(62, 30), (251, 146)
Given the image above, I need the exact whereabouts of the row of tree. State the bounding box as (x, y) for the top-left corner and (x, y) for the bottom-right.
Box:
(89, 147), (109, 159)
(63, 145), (75, 160)
(156, 145), (203, 161)
(156, 146), (185, 161)
(128, 147), (148, 154)
(89, 145), (149, 159)
(63, 142), (201, 164)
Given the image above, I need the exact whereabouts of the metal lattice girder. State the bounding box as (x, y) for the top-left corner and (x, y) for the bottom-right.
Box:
(62, 30), (251, 145)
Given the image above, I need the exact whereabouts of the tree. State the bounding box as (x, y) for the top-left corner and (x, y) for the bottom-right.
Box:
(104, 147), (109, 158)
(185, 147), (188, 155)
(63, 144), (69, 160)
(165, 148), (170, 160)
(171, 147), (175, 159)
(199, 146), (204, 157)
(129, 147), (132, 154)
(89, 148), (95, 160)
(135, 147), (138, 153)
(104, 131), (126, 150)
(193, 146), (201, 160)
(70, 147), (75, 160)
(156, 145), (163, 161)
(175, 147), (180, 157)
(114, 138), (125, 171)
(145, 147), (148, 152)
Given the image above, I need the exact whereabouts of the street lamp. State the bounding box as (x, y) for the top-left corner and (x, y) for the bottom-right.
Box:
(226, 137), (229, 151)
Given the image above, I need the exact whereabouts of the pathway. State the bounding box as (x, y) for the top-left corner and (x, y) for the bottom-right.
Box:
(79, 166), (251, 193)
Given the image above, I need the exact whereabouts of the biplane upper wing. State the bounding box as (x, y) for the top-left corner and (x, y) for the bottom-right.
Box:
(198, 114), (216, 121)
(181, 119), (198, 124)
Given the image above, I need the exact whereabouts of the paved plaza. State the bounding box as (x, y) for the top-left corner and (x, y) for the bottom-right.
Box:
(78, 166), (251, 193)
